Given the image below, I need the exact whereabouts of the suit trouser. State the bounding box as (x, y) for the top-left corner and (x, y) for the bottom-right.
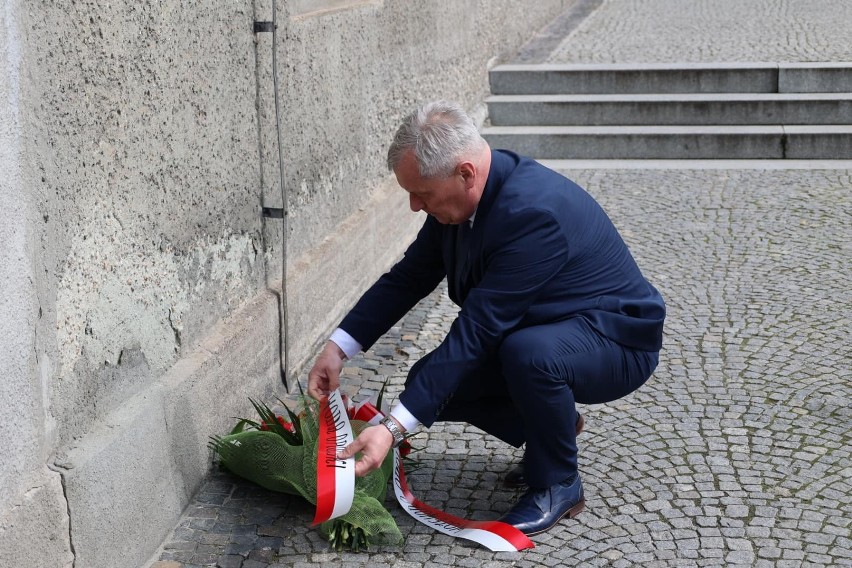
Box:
(406, 316), (659, 489)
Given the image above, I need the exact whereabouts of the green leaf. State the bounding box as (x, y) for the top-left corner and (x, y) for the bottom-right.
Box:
(375, 377), (390, 415)
(275, 397), (304, 444)
(229, 418), (257, 435)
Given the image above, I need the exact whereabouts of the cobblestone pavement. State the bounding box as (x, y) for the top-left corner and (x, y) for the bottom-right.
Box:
(546, 0), (852, 63)
(148, 168), (851, 568)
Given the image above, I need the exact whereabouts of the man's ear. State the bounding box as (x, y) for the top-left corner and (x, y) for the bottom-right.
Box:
(457, 161), (476, 188)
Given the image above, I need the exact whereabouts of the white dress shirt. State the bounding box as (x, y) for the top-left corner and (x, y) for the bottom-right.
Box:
(329, 329), (421, 432)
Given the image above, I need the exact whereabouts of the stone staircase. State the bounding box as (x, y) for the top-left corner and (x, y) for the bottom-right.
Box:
(481, 62), (852, 159)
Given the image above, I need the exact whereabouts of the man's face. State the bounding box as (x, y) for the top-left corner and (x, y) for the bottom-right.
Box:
(393, 150), (475, 225)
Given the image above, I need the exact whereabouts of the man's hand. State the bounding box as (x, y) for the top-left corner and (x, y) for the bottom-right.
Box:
(337, 424), (395, 477)
(307, 341), (346, 400)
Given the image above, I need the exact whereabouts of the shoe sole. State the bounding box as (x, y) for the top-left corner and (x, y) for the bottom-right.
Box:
(523, 497), (586, 536)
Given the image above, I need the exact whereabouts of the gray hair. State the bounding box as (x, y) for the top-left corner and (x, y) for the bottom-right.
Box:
(386, 100), (486, 178)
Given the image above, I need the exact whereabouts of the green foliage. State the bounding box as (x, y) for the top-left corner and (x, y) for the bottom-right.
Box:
(208, 394), (406, 551)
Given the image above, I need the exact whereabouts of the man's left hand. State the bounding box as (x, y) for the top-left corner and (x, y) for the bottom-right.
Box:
(337, 424), (394, 477)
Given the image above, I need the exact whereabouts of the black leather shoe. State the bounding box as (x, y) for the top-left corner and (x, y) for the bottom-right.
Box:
(499, 472), (585, 535)
(504, 414), (585, 488)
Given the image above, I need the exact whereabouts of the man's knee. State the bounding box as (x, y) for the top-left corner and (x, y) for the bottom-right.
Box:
(498, 328), (558, 385)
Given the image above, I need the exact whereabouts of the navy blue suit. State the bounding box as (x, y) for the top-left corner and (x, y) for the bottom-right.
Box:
(340, 150), (665, 487)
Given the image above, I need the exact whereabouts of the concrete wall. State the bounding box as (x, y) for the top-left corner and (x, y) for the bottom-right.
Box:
(0, 4), (75, 567)
(0, 1), (567, 567)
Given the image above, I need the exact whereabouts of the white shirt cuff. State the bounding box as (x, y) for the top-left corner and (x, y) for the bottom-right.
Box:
(329, 328), (362, 359)
(390, 402), (421, 432)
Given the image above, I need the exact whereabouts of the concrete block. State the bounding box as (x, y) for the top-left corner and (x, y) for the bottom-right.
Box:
(783, 125), (852, 159)
(486, 94), (852, 126)
(56, 288), (281, 568)
(59, 387), (182, 568)
(779, 63), (852, 93)
(0, 471), (74, 568)
(489, 63), (779, 95)
(482, 125), (785, 160)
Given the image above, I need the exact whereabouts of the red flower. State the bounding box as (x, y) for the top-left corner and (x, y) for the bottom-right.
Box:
(280, 416), (295, 433)
(260, 415), (295, 433)
(399, 439), (412, 457)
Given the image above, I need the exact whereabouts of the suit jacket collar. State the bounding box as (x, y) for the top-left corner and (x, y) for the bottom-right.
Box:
(473, 150), (521, 233)
(476, 149), (520, 225)
(453, 150), (520, 301)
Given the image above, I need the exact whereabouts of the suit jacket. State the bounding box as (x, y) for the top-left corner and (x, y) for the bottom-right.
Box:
(340, 150), (665, 426)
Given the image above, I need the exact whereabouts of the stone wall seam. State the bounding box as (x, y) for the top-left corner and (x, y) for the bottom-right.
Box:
(44, 462), (77, 568)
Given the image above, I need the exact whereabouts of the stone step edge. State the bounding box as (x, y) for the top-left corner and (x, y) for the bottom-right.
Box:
(481, 125), (852, 135)
(535, 159), (852, 170)
(489, 62), (852, 95)
(491, 62), (852, 72)
(486, 93), (852, 102)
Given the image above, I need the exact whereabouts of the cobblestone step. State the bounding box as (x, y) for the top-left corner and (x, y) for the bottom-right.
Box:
(486, 93), (852, 126)
(480, 125), (852, 160)
(489, 62), (852, 95)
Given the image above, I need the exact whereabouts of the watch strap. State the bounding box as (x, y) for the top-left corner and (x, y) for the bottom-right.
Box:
(380, 416), (405, 448)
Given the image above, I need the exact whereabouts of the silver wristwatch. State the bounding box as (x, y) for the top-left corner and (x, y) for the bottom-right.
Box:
(380, 416), (405, 448)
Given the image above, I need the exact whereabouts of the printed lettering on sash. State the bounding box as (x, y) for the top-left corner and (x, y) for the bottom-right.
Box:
(312, 390), (355, 525)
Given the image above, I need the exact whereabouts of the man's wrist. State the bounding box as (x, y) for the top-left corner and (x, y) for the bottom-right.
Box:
(329, 328), (361, 359)
(390, 402), (420, 432)
(380, 415), (406, 448)
(326, 340), (346, 360)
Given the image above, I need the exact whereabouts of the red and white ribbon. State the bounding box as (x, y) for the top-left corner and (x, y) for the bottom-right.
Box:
(314, 392), (532, 550)
(312, 389), (355, 525)
(391, 447), (534, 551)
(350, 398), (383, 425)
(339, 394), (533, 551)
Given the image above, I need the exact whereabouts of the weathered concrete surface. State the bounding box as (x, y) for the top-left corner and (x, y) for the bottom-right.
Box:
(286, 176), (426, 367)
(29, 0), (266, 449)
(780, 63), (852, 93)
(491, 63), (852, 95)
(0, 5), (72, 568)
(483, 125), (791, 160)
(0, 471), (73, 568)
(2, 0), (569, 566)
(489, 63), (784, 95)
(56, 287), (281, 568)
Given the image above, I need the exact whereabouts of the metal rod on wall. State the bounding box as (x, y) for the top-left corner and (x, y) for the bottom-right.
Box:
(256, 0), (290, 392)
(272, 0), (291, 392)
